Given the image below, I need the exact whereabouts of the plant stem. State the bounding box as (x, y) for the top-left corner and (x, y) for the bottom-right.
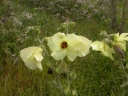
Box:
(120, 60), (128, 87)
(55, 71), (65, 95)
(37, 36), (49, 56)
(120, 60), (128, 80)
(67, 65), (70, 92)
(66, 21), (69, 34)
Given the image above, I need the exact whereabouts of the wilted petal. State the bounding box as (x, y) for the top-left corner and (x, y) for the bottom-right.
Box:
(91, 41), (114, 60)
(100, 48), (108, 57)
(101, 44), (114, 60)
(107, 49), (114, 60)
(91, 41), (101, 51)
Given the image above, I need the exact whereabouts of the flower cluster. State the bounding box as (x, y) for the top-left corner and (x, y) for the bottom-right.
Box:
(19, 24), (128, 95)
(112, 33), (128, 51)
(20, 32), (92, 70)
(91, 41), (114, 60)
(20, 31), (128, 70)
(91, 32), (128, 60)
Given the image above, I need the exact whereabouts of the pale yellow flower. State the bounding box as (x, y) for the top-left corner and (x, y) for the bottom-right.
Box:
(91, 41), (114, 60)
(46, 32), (91, 61)
(76, 36), (92, 57)
(20, 46), (43, 71)
(113, 33), (128, 51)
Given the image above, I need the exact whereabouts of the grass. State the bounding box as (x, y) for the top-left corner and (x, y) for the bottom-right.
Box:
(0, 0), (128, 96)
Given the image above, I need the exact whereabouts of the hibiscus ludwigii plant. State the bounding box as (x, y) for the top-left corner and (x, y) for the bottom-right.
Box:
(46, 32), (92, 61)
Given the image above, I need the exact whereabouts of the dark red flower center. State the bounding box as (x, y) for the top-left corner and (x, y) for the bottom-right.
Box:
(61, 41), (68, 49)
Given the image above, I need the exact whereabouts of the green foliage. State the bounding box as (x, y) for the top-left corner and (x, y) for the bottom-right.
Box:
(22, 0), (85, 21)
(0, 0), (128, 96)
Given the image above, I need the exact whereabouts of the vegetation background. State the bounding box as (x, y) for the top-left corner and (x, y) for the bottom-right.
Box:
(0, 0), (128, 96)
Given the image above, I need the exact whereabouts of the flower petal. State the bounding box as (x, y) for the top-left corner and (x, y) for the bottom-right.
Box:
(34, 52), (43, 61)
(37, 62), (43, 71)
(91, 41), (114, 60)
(100, 42), (114, 60)
(52, 32), (66, 48)
(120, 33), (128, 38)
(47, 37), (60, 51)
(66, 33), (80, 45)
(51, 49), (67, 60)
(23, 58), (38, 70)
(67, 45), (77, 61)
(20, 46), (38, 59)
(91, 41), (102, 51)
(114, 33), (128, 41)
(107, 48), (114, 60)
(117, 41), (126, 51)
(77, 36), (92, 57)
(120, 33), (128, 41)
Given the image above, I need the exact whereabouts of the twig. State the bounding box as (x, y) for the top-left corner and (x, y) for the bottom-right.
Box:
(119, 0), (127, 35)
(110, 0), (117, 29)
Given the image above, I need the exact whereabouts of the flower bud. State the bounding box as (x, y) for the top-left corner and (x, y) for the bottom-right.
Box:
(72, 89), (77, 95)
(114, 45), (125, 59)
(100, 30), (107, 36)
(64, 86), (70, 95)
